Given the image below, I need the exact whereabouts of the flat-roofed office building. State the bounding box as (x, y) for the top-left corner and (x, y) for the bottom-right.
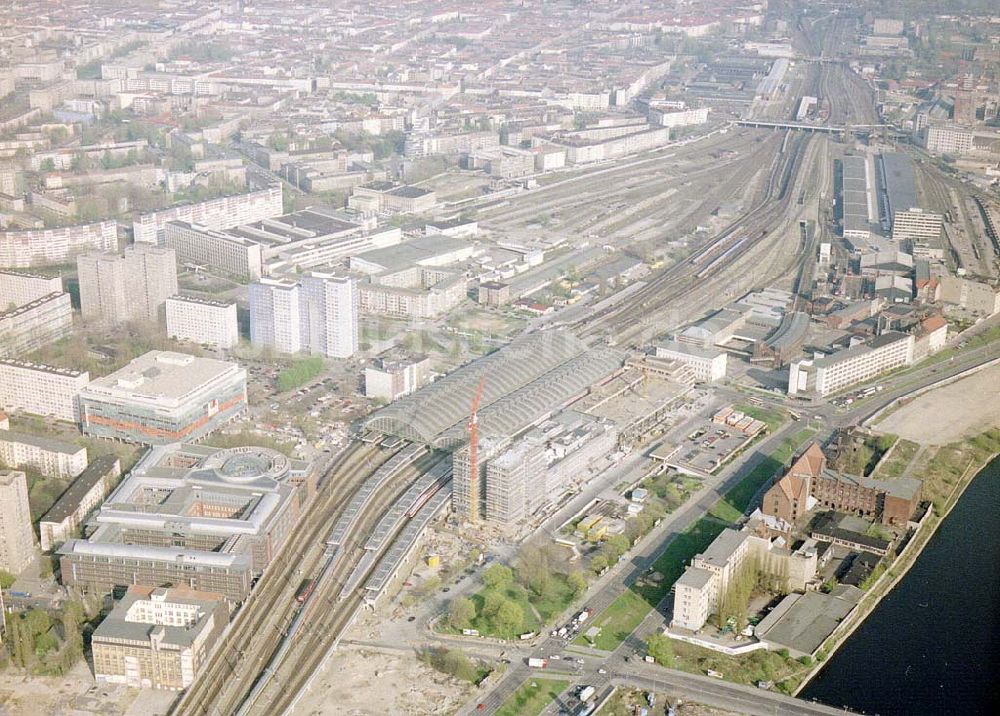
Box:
(78, 351), (247, 445)
(92, 586), (228, 690)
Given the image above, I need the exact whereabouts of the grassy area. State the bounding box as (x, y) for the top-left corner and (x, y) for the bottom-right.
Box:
(873, 438), (921, 478)
(453, 568), (581, 640)
(496, 679), (570, 716)
(708, 428), (817, 523)
(578, 590), (649, 651)
(831, 432), (897, 477)
(578, 517), (728, 651)
(913, 428), (1000, 511)
(735, 404), (787, 432)
(670, 639), (808, 693)
(277, 355), (325, 392)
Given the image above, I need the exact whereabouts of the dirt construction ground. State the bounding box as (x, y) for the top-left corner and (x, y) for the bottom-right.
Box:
(291, 646), (471, 716)
(876, 363), (1000, 445)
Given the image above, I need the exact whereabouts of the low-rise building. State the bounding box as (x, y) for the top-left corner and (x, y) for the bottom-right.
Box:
(38, 455), (120, 551)
(762, 442), (921, 528)
(165, 295), (239, 350)
(348, 181), (437, 214)
(0, 429), (87, 478)
(0, 359), (90, 422)
(938, 275), (1000, 316)
(364, 354), (431, 403)
(478, 281), (511, 307)
(91, 586), (228, 690)
(78, 351), (247, 445)
(653, 340), (727, 382)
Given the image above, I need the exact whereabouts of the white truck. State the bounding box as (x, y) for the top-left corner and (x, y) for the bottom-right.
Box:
(527, 657), (548, 668)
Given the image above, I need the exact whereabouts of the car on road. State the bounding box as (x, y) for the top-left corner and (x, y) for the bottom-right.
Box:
(598, 668), (607, 674)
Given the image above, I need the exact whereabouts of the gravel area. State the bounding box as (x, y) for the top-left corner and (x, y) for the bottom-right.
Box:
(876, 364), (1000, 445)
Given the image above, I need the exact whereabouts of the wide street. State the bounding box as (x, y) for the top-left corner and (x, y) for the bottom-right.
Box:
(449, 329), (1000, 716)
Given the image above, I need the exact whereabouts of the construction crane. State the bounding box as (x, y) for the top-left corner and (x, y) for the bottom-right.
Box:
(466, 374), (487, 522)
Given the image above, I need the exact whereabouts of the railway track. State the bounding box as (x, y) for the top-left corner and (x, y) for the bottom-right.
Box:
(237, 453), (452, 716)
(172, 441), (388, 716)
(574, 131), (811, 344)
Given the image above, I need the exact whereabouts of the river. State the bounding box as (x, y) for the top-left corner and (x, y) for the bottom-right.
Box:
(801, 456), (1000, 715)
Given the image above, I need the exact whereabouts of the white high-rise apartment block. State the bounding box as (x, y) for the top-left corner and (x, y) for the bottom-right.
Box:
(78, 245), (178, 326)
(0, 359), (90, 422)
(249, 278), (302, 354)
(300, 273), (358, 359)
(165, 295), (239, 349)
(0, 469), (36, 574)
(0, 270), (62, 309)
(249, 274), (357, 358)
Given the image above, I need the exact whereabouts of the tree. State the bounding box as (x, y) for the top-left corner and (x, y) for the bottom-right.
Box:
(515, 545), (551, 597)
(39, 158), (56, 172)
(0, 570), (15, 589)
(34, 630), (59, 658)
(24, 608), (51, 637)
(590, 553), (608, 575)
(482, 563), (514, 590)
(492, 599), (524, 636)
(481, 591), (506, 619)
(646, 633), (674, 667)
(447, 597), (475, 629)
(567, 571), (587, 597)
(441, 649), (479, 682)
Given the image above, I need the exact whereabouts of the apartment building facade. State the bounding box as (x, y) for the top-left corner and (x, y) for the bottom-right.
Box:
(0, 291), (73, 358)
(164, 221), (264, 280)
(0, 469), (36, 574)
(788, 332), (914, 396)
(0, 430), (87, 478)
(0, 220), (117, 269)
(165, 295), (239, 349)
(0, 270), (62, 308)
(78, 245), (178, 326)
(0, 359), (90, 422)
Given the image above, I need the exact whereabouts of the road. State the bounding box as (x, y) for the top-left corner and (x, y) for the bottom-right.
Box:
(457, 335), (1000, 715)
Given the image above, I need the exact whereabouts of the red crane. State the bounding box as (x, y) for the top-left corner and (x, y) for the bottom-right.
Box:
(467, 374), (486, 522)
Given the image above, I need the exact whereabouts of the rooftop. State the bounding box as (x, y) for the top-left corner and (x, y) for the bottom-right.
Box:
(0, 429), (85, 455)
(41, 455), (120, 524)
(81, 351), (243, 404)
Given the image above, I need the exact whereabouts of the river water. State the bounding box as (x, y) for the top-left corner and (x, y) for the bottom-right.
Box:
(801, 456), (1000, 715)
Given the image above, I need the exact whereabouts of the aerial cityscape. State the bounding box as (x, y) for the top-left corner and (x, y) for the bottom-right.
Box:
(0, 1), (998, 715)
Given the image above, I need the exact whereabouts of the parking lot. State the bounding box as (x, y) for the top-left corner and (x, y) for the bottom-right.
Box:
(672, 421), (755, 473)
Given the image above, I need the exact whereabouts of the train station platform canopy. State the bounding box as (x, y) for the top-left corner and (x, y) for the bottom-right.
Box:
(364, 330), (623, 448)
